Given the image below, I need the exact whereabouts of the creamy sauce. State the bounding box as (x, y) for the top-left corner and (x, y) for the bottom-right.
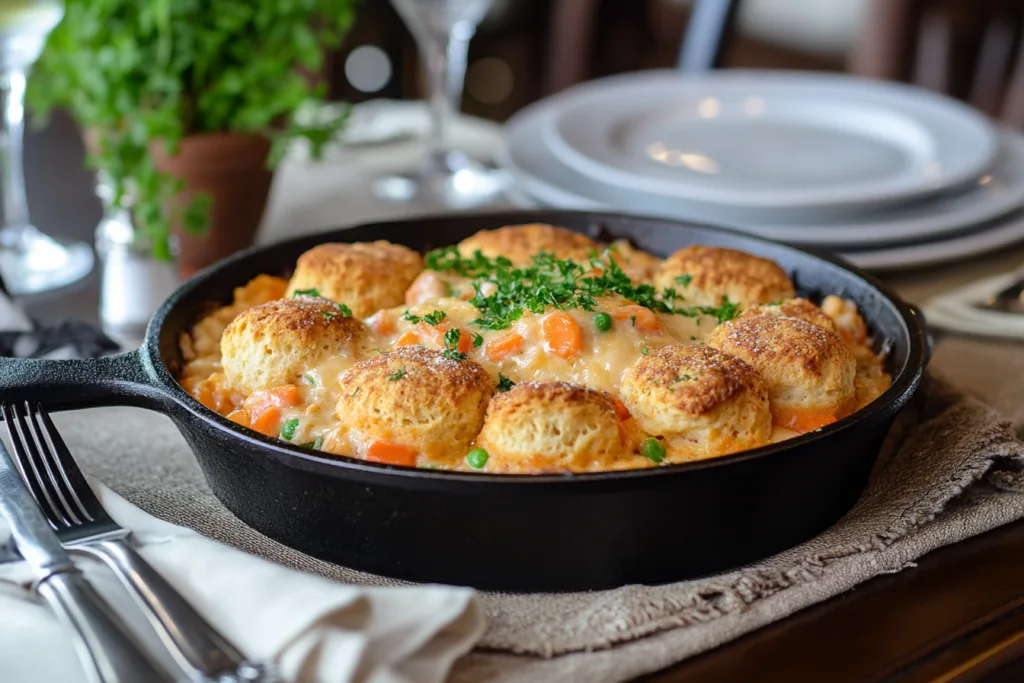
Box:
(179, 265), (892, 472)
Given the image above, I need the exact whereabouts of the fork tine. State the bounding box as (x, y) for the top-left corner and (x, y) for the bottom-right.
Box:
(25, 402), (91, 526)
(31, 402), (101, 523)
(2, 403), (70, 528)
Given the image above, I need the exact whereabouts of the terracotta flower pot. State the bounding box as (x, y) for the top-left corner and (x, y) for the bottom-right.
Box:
(152, 133), (273, 278)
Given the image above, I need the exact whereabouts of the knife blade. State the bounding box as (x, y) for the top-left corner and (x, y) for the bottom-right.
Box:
(0, 446), (78, 576)
(0, 439), (175, 682)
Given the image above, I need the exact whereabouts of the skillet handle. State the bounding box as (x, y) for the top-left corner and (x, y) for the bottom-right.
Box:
(0, 348), (177, 413)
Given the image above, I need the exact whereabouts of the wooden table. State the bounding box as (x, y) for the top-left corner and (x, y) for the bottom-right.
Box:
(20, 110), (1024, 683)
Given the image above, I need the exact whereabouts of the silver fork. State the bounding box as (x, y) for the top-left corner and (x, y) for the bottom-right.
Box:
(3, 402), (276, 683)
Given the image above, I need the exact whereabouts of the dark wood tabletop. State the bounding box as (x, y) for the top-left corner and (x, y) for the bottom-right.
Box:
(20, 112), (1024, 683)
(649, 518), (1024, 683)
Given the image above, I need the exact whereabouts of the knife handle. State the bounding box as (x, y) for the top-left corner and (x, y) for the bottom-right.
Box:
(37, 570), (177, 683)
(81, 540), (271, 682)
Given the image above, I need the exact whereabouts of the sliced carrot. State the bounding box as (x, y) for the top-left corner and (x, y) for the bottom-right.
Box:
(609, 395), (631, 421)
(775, 409), (838, 434)
(365, 440), (418, 467)
(240, 384), (300, 436)
(418, 321), (446, 345)
(542, 311), (583, 358)
(367, 310), (396, 335)
(250, 406), (282, 436)
(486, 332), (525, 362)
(269, 384), (300, 406)
(611, 305), (661, 333)
(418, 322), (472, 353)
(393, 330), (419, 347)
(227, 409), (251, 427)
(193, 377), (233, 414)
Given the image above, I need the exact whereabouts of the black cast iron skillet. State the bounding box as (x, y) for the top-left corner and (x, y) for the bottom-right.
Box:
(0, 211), (929, 592)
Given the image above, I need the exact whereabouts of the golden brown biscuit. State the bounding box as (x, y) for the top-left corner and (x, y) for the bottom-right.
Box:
(621, 344), (771, 462)
(654, 245), (795, 307)
(476, 382), (630, 472)
(457, 223), (598, 266)
(286, 241), (424, 317)
(740, 297), (838, 334)
(706, 315), (856, 433)
(221, 296), (369, 394)
(335, 346), (493, 461)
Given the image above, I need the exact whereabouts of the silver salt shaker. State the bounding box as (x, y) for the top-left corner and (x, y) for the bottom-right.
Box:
(94, 175), (179, 348)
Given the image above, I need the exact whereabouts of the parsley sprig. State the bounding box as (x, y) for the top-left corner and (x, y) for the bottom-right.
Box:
(442, 329), (467, 361)
(423, 247), (741, 330)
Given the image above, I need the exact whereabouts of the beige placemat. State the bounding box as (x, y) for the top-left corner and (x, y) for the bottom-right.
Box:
(45, 331), (1024, 683)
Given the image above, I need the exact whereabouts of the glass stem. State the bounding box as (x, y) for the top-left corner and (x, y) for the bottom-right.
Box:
(0, 68), (30, 245)
(419, 20), (475, 170)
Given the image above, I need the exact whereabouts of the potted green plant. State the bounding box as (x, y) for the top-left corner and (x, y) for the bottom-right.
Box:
(28, 0), (356, 276)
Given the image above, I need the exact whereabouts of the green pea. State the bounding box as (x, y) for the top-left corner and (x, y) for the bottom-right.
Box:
(280, 418), (300, 441)
(641, 438), (665, 464)
(467, 447), (489, 469)
(593, 312), (613, 332)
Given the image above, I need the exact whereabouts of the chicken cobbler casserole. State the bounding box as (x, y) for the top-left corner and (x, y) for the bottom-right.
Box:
(177, 223), (891, 474)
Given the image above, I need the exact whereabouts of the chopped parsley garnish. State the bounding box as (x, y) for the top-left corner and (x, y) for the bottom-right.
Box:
(675, 274), (693, 287)
(471, 331), (484, 348)
(386, 366), (407, 381)
(350, 387), (360, 398)
(630, 315), (637, 327)
(336, 303), (352, 317)
(421, 247), (740, 330)
(641, 347), (649, 355)
(668, 374), (695, 392)
(303, 373), (317, 387)
(425, 246), (513, 278)
(441, 328), (467, 361)
(293, 288), (321, 297)
(690, 335), (698, 341)
(497, 373), (515, 392)
(422, 310), (447, 326)
(402, 310), (421, 324)
(699, 297), (741, 323)
(321, 310), (336, 320)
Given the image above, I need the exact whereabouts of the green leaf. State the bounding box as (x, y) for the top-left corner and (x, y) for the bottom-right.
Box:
(27, 0), (358, 259)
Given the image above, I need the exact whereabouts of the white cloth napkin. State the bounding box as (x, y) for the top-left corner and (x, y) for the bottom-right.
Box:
(920, 268), (1024, 340)
(0, 286), (486, 683)
(0, 482), (485, 683)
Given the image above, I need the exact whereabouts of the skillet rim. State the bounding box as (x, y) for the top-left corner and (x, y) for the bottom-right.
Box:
(144, 209), (927, 485)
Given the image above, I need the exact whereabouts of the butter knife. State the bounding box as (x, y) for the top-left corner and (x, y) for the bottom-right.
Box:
(0, 440), (176, 683)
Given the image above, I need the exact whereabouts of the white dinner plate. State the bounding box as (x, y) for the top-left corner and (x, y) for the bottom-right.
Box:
(542, 70), (997, 216)
(505, 182), (1024, 272)
(838, 209), (1024, 271)
(498, 97), (1024, 248)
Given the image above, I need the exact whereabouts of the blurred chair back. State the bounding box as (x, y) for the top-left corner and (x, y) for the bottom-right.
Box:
(850, 0), (1024, 127)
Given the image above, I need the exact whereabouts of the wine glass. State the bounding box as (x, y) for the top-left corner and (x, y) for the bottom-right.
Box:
(375, 0), (508, 208)
(0, 0), (92, 295)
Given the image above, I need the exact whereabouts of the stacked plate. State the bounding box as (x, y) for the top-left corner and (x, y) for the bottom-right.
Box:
(497, 69), (1024, 271)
